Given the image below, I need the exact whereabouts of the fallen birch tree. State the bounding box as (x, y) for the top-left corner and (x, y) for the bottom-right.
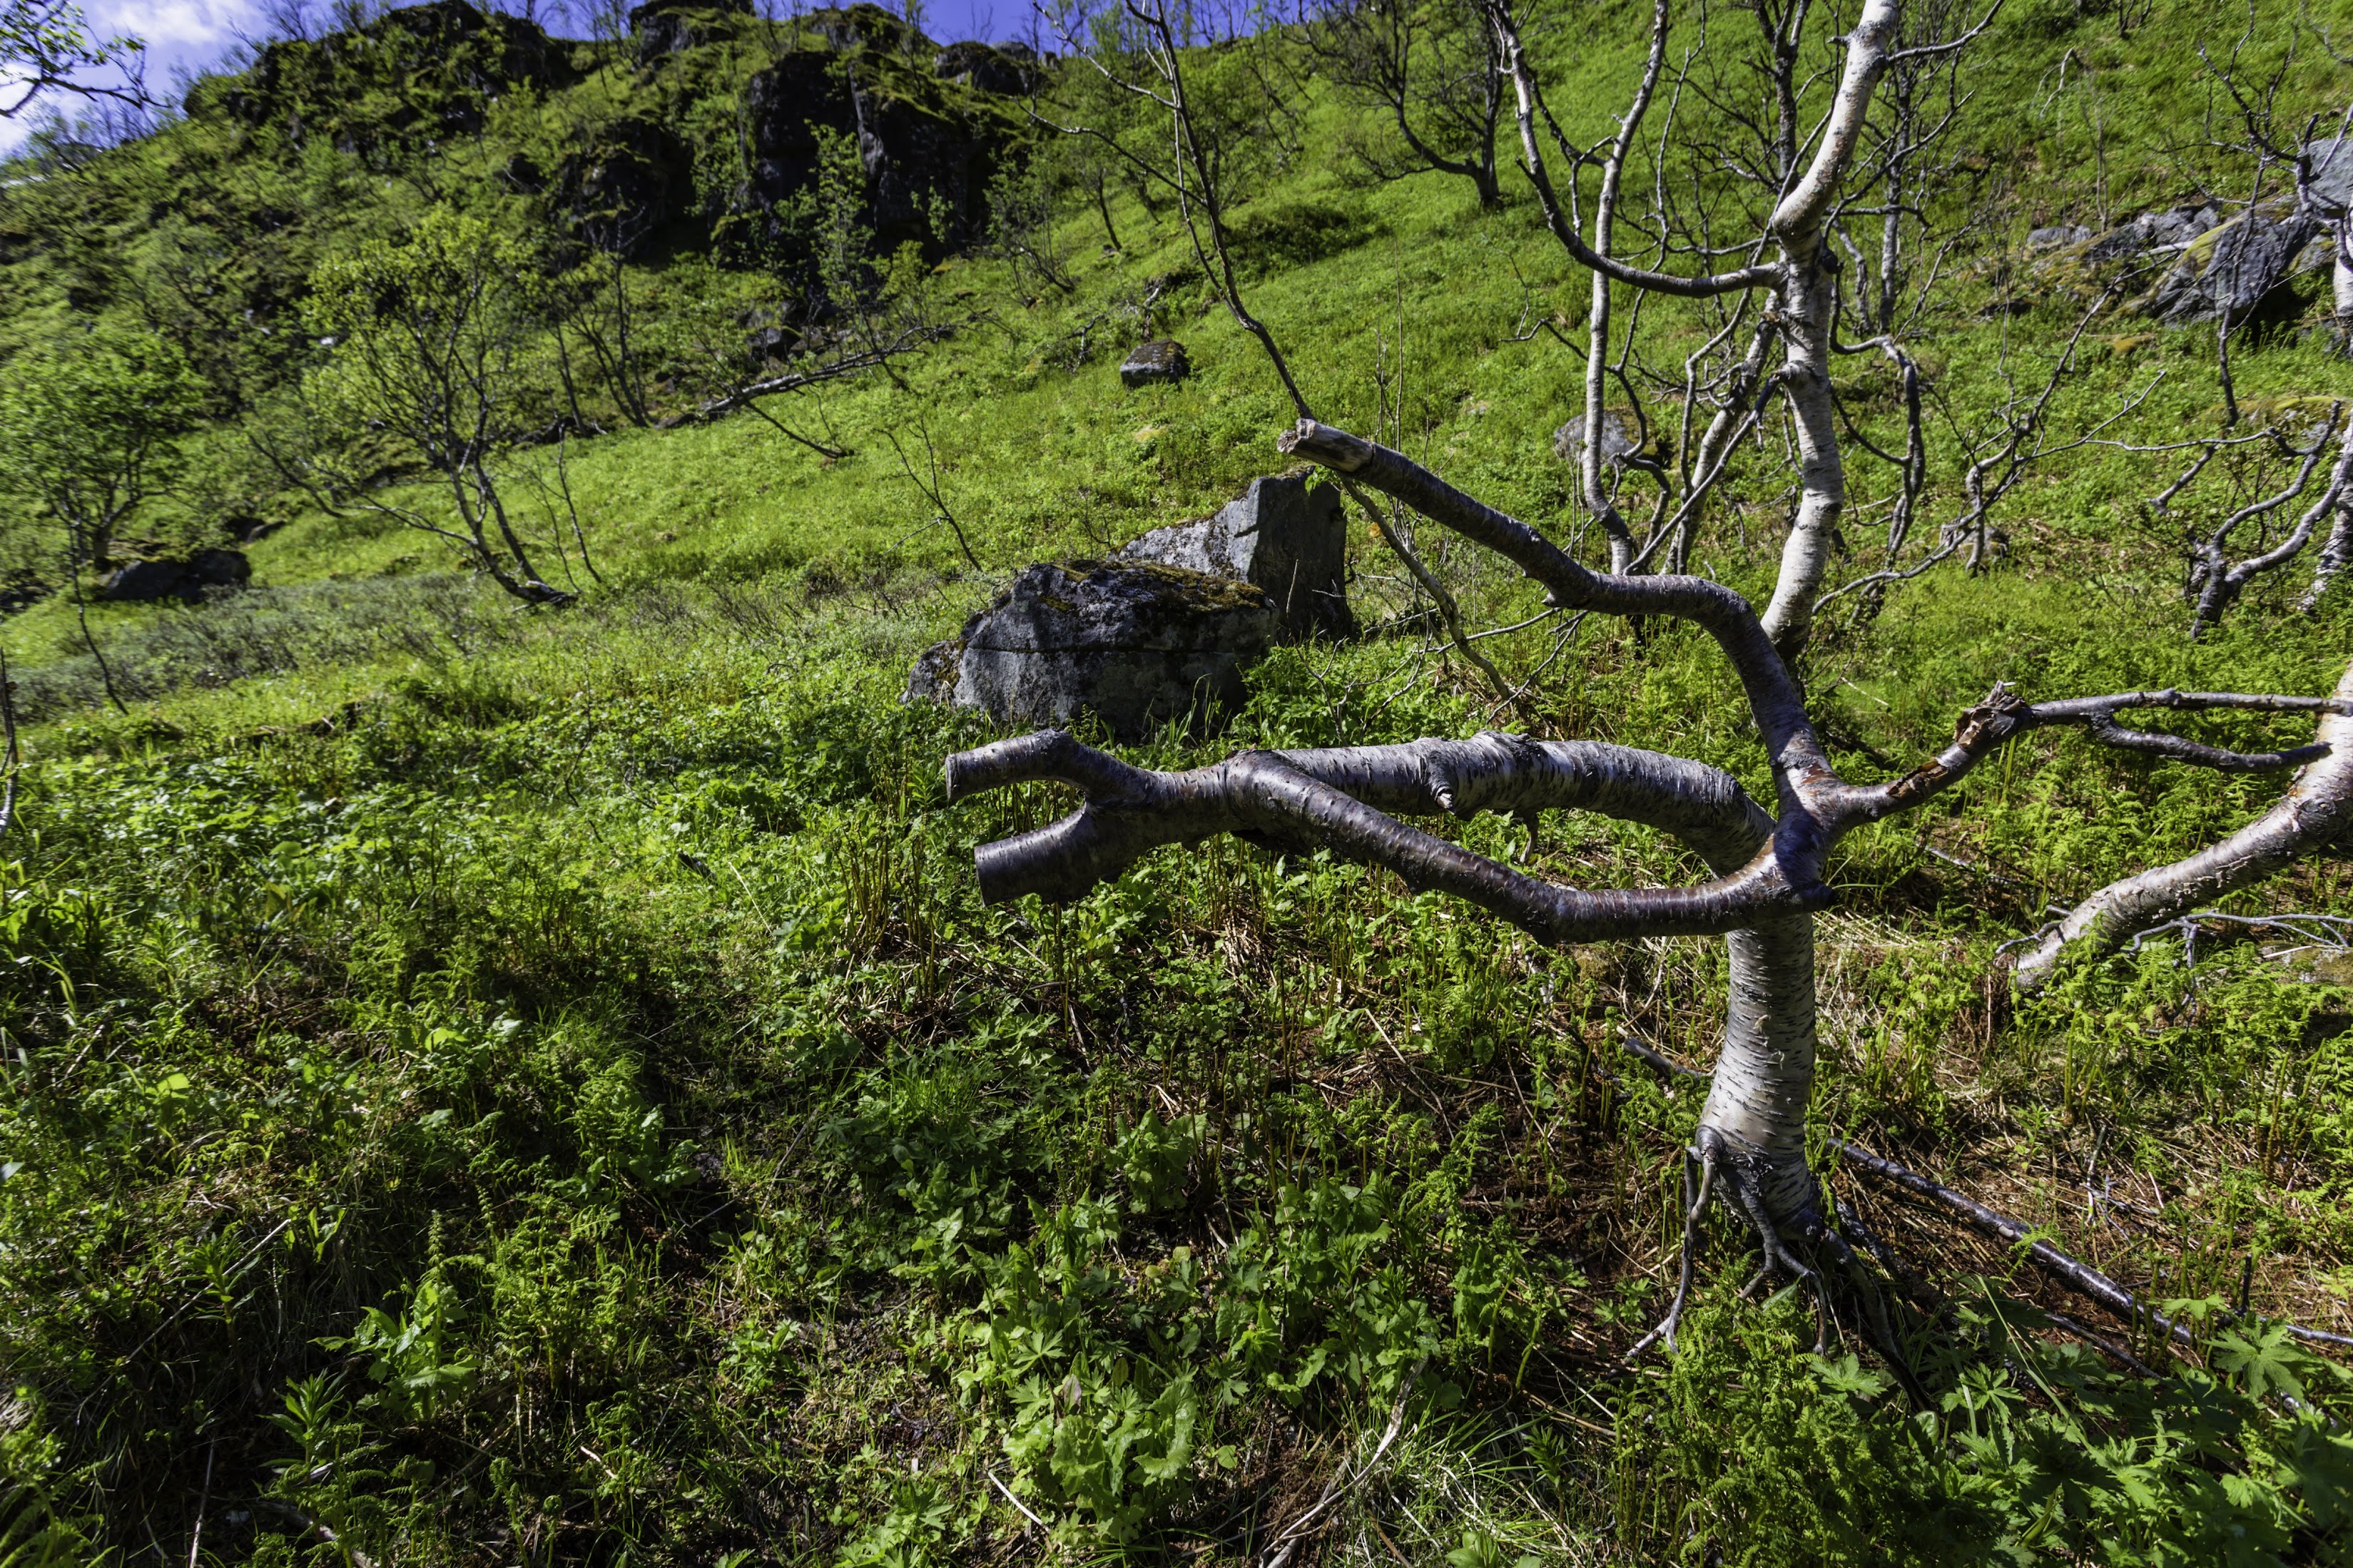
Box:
(945, 415), (2353, 1362)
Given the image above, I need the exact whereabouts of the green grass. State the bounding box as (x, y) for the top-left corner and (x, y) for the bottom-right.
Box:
(4, 0), (2353, 1561)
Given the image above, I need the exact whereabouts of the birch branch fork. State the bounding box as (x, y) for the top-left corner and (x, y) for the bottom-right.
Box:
(947, 417), (2351, 1358)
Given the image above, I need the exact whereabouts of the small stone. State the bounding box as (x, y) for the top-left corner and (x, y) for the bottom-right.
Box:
(2026, 223), (2091, 250)
(1120, 339), (1190, 388)
(1552, 410), (1640, 471)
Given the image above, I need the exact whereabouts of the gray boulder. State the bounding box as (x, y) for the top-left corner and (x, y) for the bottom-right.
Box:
(2303, 136), (2352, 218)
(2085, 204), (2221, 263)
(1112, 473), (1353, 640)
(2028, 223), (2092, 250)
(908, 561), (1278, 738)
(98, 549), (250, 604)
(2150, 205), (2320, 325)
(1120, 339), (1190, 387)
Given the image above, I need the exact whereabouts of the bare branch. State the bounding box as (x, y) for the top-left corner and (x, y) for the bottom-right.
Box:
(1278, 418), (1831, 792)
(2013, 658), (2353, 989)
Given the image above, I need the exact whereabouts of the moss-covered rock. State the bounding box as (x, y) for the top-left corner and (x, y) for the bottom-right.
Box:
(911, 560), (1280, 737)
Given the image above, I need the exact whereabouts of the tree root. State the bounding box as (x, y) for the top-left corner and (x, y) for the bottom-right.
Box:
(1615, 1039), (2353, 1362)
(1620, 1119), (1927, 1403)
(1830, 1136), (2353, 1353)
(1607, 1039), (1916, 1400)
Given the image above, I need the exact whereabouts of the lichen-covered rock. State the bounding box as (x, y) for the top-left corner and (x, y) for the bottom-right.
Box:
(912, 561), (1278, 738)
(1114, 473), (1353, 640)
(2147, 204), (2320, 325)
(904, 635), (962, 705)
(1120, 340), (1191, 387)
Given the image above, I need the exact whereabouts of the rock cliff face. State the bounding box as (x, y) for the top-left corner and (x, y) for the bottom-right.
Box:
(190, 1), (1021, 276)
(740, 51), (1007, 262)
(554, 118), (695, 256)
(627, 0), (751, 61)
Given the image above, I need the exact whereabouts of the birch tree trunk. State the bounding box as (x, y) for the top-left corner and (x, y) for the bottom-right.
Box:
(1754, 0), (1900, 658)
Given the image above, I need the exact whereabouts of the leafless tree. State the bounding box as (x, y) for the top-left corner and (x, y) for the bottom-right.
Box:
(550, 235), (656, 431)
(1487, 0), (1986, 636)
(2185, 409), (2353, 636)
(1303, 0), (1510, 208)
(940, 0), (2353, 1372)
(1038, 0), (1313, 412)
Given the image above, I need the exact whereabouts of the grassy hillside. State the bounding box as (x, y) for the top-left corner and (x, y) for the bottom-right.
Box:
(4, 0), (2353, 1562)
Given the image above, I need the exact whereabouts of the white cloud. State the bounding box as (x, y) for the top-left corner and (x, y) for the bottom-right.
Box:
(91, 0), (254, 56)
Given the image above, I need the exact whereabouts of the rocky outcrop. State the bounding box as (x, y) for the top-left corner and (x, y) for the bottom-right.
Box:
(2083, 204), (2221, 263)
(628, 0), (749, 61)
(739, 51), (1005, 260)
(811, 3), (926, 52)
(1120, 340), (1189, 387)
(934, 39), (1038, 95)
(1114, 473), (1353, 641)
(2034, 193), (2334, 330)
(203, 1), (576, 147)
(554, 116), (693, 255)
(2145, 202), (2321, 325)
(99, 550), (251, 604)
(907, 561), (1279, 738)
